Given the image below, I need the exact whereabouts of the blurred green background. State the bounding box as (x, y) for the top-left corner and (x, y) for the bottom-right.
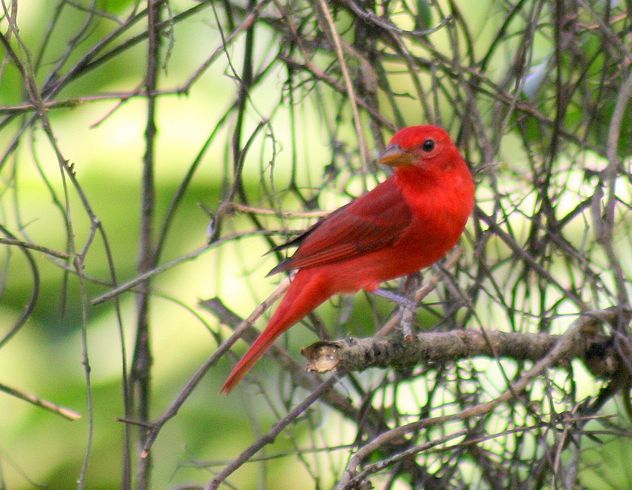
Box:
(0, 1), (352, 487)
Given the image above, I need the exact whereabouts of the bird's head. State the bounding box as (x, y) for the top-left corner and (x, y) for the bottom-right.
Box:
(379, 125), (460, 171)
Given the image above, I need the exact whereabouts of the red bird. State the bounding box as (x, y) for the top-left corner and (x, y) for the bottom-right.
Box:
(222, 125), (475, 394)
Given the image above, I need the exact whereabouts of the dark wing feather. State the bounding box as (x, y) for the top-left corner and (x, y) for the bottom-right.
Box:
(269, 177), (411, 275)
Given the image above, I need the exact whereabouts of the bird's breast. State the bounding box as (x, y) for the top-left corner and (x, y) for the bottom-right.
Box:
(395, 169), (474, 266)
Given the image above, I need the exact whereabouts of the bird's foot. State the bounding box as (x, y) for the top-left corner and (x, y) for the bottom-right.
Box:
(374, 276), (420, 339)
(373, 288), (418, 312)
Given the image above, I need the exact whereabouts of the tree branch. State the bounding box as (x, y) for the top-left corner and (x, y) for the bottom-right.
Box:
(303, 308), (628, 381)
(335, 307), (631, 488)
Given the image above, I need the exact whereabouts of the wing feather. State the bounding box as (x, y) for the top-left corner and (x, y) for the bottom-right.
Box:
(269, 177), (411, 274)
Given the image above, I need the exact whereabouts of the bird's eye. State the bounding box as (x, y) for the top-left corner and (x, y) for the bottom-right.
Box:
(421, 139), (435, 152)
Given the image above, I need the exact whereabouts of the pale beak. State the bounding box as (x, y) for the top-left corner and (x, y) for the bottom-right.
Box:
(378, 144), (416, 167)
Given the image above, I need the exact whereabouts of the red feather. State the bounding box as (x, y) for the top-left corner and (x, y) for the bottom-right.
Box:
(271, 177), (412, 274)
(222, 125), (474, 394)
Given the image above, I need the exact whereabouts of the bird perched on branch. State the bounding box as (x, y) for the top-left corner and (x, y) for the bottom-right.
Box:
(222, 125), (475, 394)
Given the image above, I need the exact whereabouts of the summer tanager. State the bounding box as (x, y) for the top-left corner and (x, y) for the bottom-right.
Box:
(222, 125), (474, 394)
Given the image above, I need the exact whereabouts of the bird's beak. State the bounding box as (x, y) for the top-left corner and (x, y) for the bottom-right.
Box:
(378, 144), (416, 167)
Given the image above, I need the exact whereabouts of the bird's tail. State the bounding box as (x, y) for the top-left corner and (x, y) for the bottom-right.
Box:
(221, 270), (330, 394)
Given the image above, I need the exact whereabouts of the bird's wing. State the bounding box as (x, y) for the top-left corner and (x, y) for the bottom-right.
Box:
(269, 177), (412, 274)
